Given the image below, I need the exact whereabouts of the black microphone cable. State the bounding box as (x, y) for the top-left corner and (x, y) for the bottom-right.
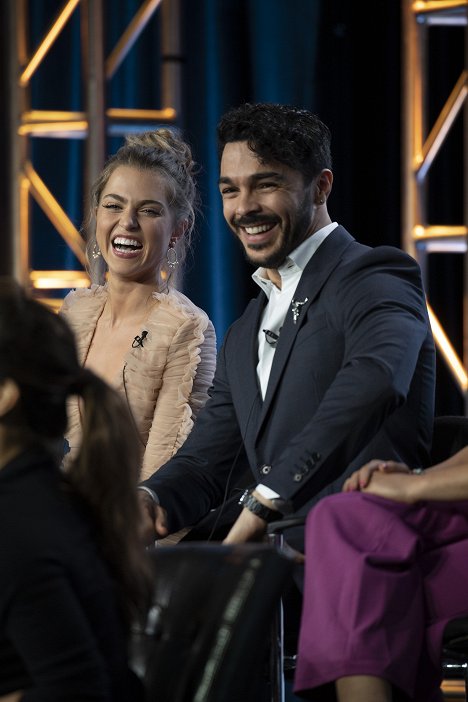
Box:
(206, 388), (261, 541)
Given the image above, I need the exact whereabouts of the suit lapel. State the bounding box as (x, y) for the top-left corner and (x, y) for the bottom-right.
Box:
(231, 293), (266, 416)
(257, 226), (355, 435)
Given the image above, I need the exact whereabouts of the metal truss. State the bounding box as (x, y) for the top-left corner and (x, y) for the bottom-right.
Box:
(7, 0), (181, 309)
(402, 0), (468, 404)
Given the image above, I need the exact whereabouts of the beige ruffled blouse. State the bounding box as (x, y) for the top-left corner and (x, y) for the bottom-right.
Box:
(60, 285), (217, 480)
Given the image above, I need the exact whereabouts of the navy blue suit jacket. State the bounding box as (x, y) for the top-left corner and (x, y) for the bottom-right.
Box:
(143, 226), (436, 547)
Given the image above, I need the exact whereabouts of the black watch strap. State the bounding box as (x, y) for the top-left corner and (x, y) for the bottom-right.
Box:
(238, 489), (282, 523)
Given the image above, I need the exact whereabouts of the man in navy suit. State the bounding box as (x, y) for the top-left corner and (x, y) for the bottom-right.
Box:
(139, 102), (435, 551)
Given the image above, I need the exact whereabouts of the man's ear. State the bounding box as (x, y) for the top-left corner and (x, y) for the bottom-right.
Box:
(0, 379), (20, 417)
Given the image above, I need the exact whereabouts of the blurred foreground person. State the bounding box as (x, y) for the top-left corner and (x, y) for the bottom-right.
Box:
(0, 278), (152, 702)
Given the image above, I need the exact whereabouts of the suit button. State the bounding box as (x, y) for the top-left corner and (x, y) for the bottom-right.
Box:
(293, 473), (303, 482)
(261, 464), (271, 475)
(311, 452), (321, 462)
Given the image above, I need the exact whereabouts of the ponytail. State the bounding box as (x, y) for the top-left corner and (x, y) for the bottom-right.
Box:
(67, 370), (153, 629)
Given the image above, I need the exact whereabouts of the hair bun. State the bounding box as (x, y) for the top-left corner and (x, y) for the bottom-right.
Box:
(126, 128), (197, 177)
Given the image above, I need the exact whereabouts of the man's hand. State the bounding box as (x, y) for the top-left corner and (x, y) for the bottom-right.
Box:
(223, 502), (305, 564)
(138, 490), (169, 546)
(223, 489), (283, 544)
(343, 459), (410, 492)
(223, 507), (268, 544)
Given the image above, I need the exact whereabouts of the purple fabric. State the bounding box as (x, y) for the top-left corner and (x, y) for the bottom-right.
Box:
(294, 491), (468, 701)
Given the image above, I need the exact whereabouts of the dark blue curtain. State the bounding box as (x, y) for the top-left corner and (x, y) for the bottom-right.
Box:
(181, 0), (322, 335)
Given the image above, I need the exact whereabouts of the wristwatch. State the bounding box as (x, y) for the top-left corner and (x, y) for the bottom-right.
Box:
(238, 489), (282, 523)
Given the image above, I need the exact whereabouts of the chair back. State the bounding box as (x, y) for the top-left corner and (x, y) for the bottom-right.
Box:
(131, 542), (293, 702)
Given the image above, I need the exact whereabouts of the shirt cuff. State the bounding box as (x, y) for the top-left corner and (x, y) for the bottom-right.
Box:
(256, 483), (281, 500)
(138, 486), (160, 504)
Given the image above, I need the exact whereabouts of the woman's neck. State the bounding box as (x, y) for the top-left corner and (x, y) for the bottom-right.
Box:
(103, 277), (160, 326)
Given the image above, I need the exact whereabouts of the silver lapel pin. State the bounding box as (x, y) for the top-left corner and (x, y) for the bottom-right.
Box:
(291, 297), (308, 324)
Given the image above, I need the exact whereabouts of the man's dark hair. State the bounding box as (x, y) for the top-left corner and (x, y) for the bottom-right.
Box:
(217, 102), (332, 184)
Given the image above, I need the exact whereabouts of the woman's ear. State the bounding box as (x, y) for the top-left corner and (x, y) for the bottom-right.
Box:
(172, 219), (188, 242)
(0, 379), (20, 417)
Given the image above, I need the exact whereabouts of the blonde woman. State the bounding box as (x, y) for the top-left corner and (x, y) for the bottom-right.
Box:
(61, 129), (216, 486)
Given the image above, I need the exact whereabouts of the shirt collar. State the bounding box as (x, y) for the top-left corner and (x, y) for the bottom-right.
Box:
(252, 222), (338, 294)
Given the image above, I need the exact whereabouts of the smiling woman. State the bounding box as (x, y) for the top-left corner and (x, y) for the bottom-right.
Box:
(60, 131), (217, 521)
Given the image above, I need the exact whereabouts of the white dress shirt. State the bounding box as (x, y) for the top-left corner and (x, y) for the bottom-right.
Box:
(253, 223), (338, 500)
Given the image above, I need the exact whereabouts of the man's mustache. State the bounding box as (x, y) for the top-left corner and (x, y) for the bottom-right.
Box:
(233, 216), (278, 228)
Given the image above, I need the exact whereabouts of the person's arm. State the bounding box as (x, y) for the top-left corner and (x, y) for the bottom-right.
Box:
(140, 314), (216, 480)
(362, 446), (468, 503)
(140, 327), (249, 535)
(222, 504), (267, 544)
(138, 488), (170, 544)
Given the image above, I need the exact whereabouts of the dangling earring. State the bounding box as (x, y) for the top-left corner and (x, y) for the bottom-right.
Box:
(92, 242), (102, 259)
(166, 243), (179, 270)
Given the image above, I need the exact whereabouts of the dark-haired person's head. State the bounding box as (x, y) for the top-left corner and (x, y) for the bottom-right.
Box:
(0, 277), (81, 448)
(217, 102), (332, 185)
(217, 103), (334, 270)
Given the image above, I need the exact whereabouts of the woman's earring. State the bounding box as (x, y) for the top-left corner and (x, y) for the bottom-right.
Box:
(166, 243), (179, 270)
(92, 243), (102, 259)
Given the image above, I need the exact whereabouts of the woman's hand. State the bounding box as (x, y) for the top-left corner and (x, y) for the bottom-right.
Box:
(343, 459), (411, 492)
(361, 470), (420, 504)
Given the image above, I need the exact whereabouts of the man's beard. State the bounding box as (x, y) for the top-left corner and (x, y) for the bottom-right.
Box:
(237, 195), (313, 269)
(242, 237), (294, 269)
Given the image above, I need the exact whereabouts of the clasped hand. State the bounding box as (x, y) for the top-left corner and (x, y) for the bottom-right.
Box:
(342, 459), (418, 503)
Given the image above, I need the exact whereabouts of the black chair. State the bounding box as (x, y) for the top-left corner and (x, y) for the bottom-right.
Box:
(267, 518), (305, 702)
(130, 542), (294, 702)
(268, 415), (468, 702)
